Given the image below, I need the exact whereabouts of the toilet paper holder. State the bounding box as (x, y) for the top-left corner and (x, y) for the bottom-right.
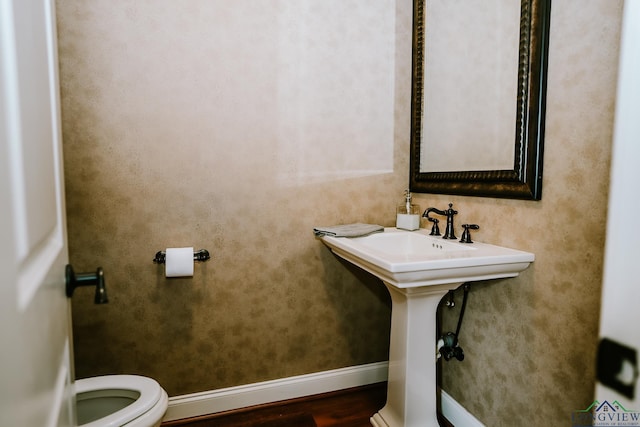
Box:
(153, 249), (210, 264)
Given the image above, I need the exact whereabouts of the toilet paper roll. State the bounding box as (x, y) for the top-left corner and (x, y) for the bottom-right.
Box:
(165, 247), (194, 278)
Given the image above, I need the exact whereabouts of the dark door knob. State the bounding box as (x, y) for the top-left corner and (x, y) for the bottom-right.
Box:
(65, 264), (108, 304)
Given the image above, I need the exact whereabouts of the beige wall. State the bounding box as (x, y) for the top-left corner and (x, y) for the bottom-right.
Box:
(57, 0), (623, 425)
(57, 0), (408, 397)
(427, 1), (623, 425)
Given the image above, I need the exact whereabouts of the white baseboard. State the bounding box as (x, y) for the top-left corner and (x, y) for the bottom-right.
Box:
(164, 361), (483, 426)
(440, 388), (485, 427)
(163, 362), (388, 422)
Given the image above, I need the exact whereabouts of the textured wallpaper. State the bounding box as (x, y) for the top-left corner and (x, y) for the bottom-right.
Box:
(421, 1), (624, 425)
(56, 0), (406, 397)
(56, 0), (623, 426)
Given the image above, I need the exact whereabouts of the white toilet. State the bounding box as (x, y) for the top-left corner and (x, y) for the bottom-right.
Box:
(75, 375), (168, 427)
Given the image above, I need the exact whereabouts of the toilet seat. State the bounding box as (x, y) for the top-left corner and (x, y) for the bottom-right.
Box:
(75, 375), (168, 427)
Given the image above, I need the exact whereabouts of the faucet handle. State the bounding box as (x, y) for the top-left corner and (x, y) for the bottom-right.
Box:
(427, 217), (441, 236)
(460, 224), (479, 243)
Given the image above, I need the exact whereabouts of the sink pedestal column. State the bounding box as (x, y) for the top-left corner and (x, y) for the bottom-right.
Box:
(371, 282), (463, 427)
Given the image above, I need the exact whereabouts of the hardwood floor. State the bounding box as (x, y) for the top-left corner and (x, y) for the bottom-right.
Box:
(161, 382), (454, 427)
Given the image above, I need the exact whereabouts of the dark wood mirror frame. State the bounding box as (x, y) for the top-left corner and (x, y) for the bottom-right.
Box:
(409, 0), (551, 200)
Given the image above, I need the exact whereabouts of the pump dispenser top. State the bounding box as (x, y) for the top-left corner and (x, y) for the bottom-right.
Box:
(404, 190), (412, 213)
(396, 189), (421, 230)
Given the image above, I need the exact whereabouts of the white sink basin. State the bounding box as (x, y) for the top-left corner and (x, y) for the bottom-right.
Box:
(320, 227), (534, 288)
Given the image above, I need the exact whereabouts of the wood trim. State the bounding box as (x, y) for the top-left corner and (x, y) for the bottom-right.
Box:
(161, 362), (483, 426)
(163, 362), (388, 422)
(161, 383), (385, 426)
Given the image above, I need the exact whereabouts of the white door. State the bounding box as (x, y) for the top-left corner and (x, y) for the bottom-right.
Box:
(595, 0), (640, 414)
(0, 0), (75, 426)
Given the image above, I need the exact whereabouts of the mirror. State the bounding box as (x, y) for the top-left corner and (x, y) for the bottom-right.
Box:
(410, 0), (551, 200)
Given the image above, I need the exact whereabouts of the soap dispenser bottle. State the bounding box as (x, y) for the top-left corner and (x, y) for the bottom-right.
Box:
(396, 189), (421, 231)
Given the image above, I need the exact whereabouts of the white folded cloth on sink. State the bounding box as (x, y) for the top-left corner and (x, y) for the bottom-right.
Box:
(313, 223), (384, 238)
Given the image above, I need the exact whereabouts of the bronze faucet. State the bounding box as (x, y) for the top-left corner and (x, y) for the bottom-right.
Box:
(423, 203), (458, 239)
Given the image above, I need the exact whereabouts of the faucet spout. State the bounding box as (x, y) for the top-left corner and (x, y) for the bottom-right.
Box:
(442, 203), (458, 239)
(422, 207), (445, 236)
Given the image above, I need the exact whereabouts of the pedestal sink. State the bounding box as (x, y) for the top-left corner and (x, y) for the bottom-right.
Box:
(319, 227), (534, 427)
